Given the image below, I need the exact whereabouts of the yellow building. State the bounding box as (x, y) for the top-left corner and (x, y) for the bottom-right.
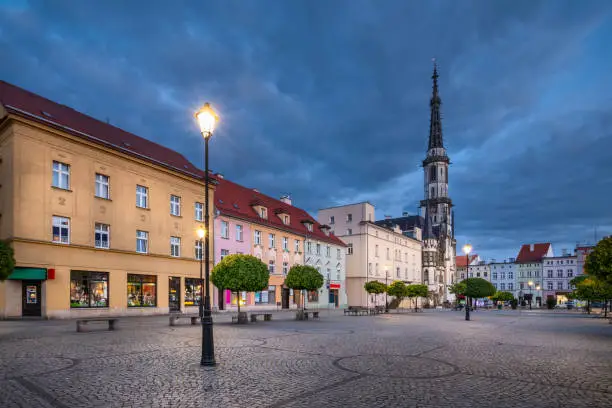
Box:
(0, 80), (214, 319)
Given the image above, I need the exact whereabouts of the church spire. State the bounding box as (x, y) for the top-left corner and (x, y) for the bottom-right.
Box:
(428, 59), (444, 150)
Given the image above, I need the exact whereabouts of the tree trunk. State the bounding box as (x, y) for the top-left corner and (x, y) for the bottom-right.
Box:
(236, 291), (241, 313)
(587, 300), (591, 314)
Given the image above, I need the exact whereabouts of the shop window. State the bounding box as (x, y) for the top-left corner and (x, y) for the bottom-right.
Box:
(127, 274), (157, 307)
(184, 278), (202, 306)
(307, 290), (319, 302)
(70, 270), (109, 308)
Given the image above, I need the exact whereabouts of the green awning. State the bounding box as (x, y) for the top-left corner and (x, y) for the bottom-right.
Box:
(8, 267), (47, 280)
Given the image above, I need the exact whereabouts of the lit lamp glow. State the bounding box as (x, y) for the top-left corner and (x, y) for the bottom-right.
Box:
(196, 227), (206, 239)
(195, 103), (218, 138)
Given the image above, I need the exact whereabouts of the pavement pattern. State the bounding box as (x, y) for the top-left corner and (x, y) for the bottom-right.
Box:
(0, 309), (610, 407)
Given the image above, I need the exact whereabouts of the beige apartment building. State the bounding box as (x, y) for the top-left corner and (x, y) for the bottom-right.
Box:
(318, 202), (422, 307)
(0, 80), (214, 319)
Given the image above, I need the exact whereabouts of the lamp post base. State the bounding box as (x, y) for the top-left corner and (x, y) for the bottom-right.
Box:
(200, 313), (216, 366)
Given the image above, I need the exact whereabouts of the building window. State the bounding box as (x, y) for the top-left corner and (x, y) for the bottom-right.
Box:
(269, 233), (275, 248)
(282, 262), (289, 275)
(326, 246), (331, 257)
(368, 263), (372, 275)
(52, 216), (70, 244)
(347, 214), (352, 222)
(396, 267), (400, 278)
(306, 223), (313, 232)
(548, 270), (553, 278)
(52, 161), (70, 189)
(283, 237), (289, 251)
(236, 224), (243, 241)
(136, 185), (148, 208)
(195, 202), (203, 221)
(306, 242), (312, 253)
(170, 195), (181, 216)
(221, 221), (229, 239)
(220, 249), (229, 260)
(500, 283), (505, 290)
(375, 245), (379, 257)
(170, 236), (181, 257)
(295, 239), (300, 252)
(330, 216), (335, 225)
(508, 283), (513, 290)
(185, 279), (202, 306)
(347, 243), (353, 255)
(268, 260), (275, 274)
(254, 230), (262, 245)
(337, 248), (341, 259)
(548, 282), (553, 290)
(492, 272), (498, 280)
(484, 272), (488, 277)
(520, 282), (525, 290)
(461, 273), (465, 279)
(260, 207), (267, 219)
(567, 271), (573, 278)
(95, 173), (110, 199)
(557, 270), (563, 278)
(316, 244), (321, 255)
(195, 241), (202, 260)
(94, 223), (110, 249)
(136, 230), (148, 253)
(386, 248), (390, 260)
(127, 274), (157, 307)
(283, 215), (289, 225)
(70, 271), (109, 308)
(557, 282), (564, 290)
(508, 272), (513, 279)
(347, 229), (352, 235)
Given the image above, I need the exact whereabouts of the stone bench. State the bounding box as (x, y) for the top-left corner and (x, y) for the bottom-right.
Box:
(76, 318), (118, 333)
(250, 313), (272, 322)
(169, 314), (199, 326)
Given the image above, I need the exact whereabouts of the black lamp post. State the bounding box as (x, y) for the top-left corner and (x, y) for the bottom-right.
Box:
(385, 268), (389, 312)
(195, 103), (218, 367)
(463, 244), (472, 321)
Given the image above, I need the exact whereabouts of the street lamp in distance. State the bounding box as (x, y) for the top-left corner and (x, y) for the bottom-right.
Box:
(195, 102), (219, 367)
(462, 243), (472, 321)
(528, 280), (534, 310)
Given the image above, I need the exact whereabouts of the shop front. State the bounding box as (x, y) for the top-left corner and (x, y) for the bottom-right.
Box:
(4, 267), (50, 318)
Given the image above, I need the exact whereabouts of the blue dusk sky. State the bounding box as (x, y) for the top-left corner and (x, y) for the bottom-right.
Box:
(1, 0), (611, 261)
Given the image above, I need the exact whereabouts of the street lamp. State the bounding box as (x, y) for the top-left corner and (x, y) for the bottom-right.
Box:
(535, 284), (541, 308)
(195, 102), (218, 367)
(385, 267), (389, 313)
(196, 227), (206, 318)
(463, 244), (472, 321)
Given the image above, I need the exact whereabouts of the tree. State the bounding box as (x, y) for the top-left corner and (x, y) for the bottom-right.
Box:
(364, 281), (387, 306)
(211, 254), (269, 314)
(585, 237), (612, 285)
(0, 240), (16, 281)
(449, 281), (466, 300)
(570, 275), (612, 315)
(285, 265), (324, 309)
(386, 281), (408, 309)
(406, 284), (428, 312)
(463, 278), (496, 299)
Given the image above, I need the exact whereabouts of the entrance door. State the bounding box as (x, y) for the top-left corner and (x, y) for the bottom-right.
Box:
(329, 289), (339, 308)
(281, 288), (290, 309)
(169, 277), (181, 312)
(22, 280), (42, 317)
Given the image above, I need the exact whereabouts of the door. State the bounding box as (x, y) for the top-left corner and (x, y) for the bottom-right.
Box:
(169, 277), (181, 312)
(22, 280), (42, 317)
(329, 289), (339, 308)
(281, 288), (290, 309)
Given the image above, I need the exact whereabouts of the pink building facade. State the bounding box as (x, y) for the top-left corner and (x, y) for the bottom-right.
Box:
(213, 214), (251, 309)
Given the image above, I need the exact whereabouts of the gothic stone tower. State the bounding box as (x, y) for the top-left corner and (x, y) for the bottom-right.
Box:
(420, 61), (457, 305)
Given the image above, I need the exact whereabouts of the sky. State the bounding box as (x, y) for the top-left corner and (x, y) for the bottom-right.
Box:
(1, 0), (612, 261)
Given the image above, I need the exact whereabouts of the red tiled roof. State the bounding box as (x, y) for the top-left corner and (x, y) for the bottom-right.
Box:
(215, 177), (346, 247)
(516, 243), (551, 263)
(455, 254), (478, 267)
(0, 80), (208, 181)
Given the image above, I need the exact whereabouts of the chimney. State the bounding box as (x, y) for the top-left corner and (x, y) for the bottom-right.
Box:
(402, 211), (409, 216)
(529, 244), (534, 251)
(252, 188), (259, 193)
(280, 195), (292, 206)
(216, 173), (224, 179)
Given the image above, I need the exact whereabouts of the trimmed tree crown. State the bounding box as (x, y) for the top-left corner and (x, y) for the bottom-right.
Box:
(285, 265), (324, 291)
(210, 254), (269, 293)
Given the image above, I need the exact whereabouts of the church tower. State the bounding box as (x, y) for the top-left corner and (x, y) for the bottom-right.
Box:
(420, 61), (456, 304)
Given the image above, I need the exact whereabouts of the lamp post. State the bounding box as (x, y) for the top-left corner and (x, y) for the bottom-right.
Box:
(528, 280), (533, 310)
(535, 284), (541, 308)
(196, 228), (205, 318)
(195, 102), (218, 367)
(463, 244), (472, 321)
(385, 267), (389, 313)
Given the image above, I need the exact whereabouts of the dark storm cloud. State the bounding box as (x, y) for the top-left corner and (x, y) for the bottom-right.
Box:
(1, 0), (612, 260)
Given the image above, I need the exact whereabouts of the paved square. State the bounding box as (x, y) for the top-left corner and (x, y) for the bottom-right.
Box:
(1, 310), (610, 407)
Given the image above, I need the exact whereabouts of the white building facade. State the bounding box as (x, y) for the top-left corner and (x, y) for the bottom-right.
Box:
(303, 228), (347, 309)
(542, 251), (577, 304)
(489, 260), (516, 294)
(318, 202), (422, 308)
(516, 243), (553, 307)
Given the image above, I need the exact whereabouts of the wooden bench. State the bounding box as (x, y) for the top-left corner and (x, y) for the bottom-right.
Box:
(250, 313), (272, 322)
(76, 318), (118, 333)
(344, 307), (368, 316)
(169, 314), (199, 326)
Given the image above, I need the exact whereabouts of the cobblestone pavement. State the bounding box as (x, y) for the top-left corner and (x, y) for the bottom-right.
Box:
(0, 310), (610, 407)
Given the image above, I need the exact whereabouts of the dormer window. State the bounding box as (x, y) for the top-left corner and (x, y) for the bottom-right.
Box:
(307, 224), (313, 232)
(260, 207), (267, 219)
(283, 215), (289, 225)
